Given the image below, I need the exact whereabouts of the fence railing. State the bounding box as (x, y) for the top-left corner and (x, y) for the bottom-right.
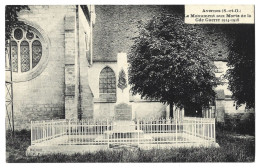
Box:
(31, 119), (67, 145)
(183, 117), (215, 141)
(202, 106), (216, 118)
(31, 117), (216, 147)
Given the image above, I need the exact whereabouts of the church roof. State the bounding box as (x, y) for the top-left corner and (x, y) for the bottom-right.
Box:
(93, 5), (184, 62)
(93, 5), (228, 62)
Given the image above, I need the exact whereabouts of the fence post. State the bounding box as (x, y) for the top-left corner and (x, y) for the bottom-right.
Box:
(31, 121), (33, 145)
(51, 119), (54, 139)
(214, 118), (216, 142)
(43, 120), (45, 141)
(87, 120), (89, 145)
(211, 119), (213, 141)
(181, 118), (184, 142)
(107, 119), (109, 148)
(68, 120), (71, 145)
(202, 118), (205, 143)
(36, 122), (38, 143)
(175, 116), (177, 146)
(63, 120), (65, 135)
(195, 117), (197, 140)
(137, 119), (140, 147)
(76, 119), (78, 144)
(208, 119), (210, 141)
(47, 121), (49, 142)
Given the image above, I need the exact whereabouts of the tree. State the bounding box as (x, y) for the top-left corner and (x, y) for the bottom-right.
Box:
(5, 5), (29, 135)
(5, 5), (29, 68)
(117, 69), (127, 92)
(225, 25), (255, 109)
(128, 14), (218, 117)
(5, 5), (29, 40)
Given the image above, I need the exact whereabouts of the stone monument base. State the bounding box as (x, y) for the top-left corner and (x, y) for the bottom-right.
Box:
(112, 120), (135, 132)
(94, 120), (153, 144)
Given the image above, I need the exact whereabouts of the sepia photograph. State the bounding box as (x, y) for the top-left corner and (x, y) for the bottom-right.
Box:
(3, 2), (255, 163)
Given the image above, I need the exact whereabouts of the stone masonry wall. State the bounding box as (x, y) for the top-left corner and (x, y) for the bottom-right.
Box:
(78, 9), (94, 119)
(64, 11), (78, 120)
(11, 6), (77, 129)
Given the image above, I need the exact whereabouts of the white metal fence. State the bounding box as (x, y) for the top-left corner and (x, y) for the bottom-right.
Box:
(31, 117), (215, 147)
(202, 106), (216, 118)
(31, 119), (67, 145)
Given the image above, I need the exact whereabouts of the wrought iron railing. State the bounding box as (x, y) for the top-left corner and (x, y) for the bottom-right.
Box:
(31, 117), (216, 147)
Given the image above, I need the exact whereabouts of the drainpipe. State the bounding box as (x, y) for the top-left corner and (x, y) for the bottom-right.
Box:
(76, 5), (81, 120)
(89, 5), (94, 65)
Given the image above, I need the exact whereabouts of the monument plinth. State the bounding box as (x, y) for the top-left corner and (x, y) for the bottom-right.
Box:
(114, 103), (132, 120)
(94, 53), (153, 146)
(113, 103), (135, 132)
(95, 103), (152, 146)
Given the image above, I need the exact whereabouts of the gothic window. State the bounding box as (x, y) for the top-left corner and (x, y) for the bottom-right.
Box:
(20, 41), (30, 72)
(99, 67), (116, 101)
(11, 28), (43, 73)
(32, 40), (42, 68)
(11, 41), (18, 72)
(14, 28), (23, 40)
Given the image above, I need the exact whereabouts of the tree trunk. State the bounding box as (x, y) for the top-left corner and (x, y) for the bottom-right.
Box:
(169, 102), (173, 118)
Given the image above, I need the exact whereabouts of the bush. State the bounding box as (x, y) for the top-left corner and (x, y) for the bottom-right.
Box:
(221, 113), (255, 136)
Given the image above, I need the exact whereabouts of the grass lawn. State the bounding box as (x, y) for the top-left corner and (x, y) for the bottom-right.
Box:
(6, 128), (254, 162)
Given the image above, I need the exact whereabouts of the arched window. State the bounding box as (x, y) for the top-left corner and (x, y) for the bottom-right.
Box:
(99, 67), (116, 101)
(11, 28), (43, 73)
(20, 41), (30, 72)
(11, 41), (18, 72)
(32, 40), (42, 68)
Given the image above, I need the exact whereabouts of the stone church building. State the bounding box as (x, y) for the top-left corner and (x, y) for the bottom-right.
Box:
(6, 5), (247, 130)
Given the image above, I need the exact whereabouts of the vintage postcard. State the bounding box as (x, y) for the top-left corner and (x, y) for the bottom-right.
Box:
(4, 3), (255, 163)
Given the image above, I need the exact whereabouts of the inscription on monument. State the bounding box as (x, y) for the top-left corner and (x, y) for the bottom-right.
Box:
(114, 103), (132, 120)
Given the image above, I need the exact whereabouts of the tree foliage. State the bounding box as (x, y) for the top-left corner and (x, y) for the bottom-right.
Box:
(128, 14), (219, 117)
(225, 25), (255, 109)
(5, 5), (29, 133)
(5, 5), (29, 40)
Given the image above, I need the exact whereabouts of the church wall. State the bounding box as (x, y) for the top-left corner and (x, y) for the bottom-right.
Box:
(93, 102), (167, 120)
(78, 9), (94, 119)
(213, 61), (251, 122)
(214, 61), (232, 96)
(11, 6), (77, 129)
(132, 102), (167, 119)
(222, 100), (247, 114)
(89, 61), (167, 120)
(93, 103), (115, 119)
(89, 62), (117, 119)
